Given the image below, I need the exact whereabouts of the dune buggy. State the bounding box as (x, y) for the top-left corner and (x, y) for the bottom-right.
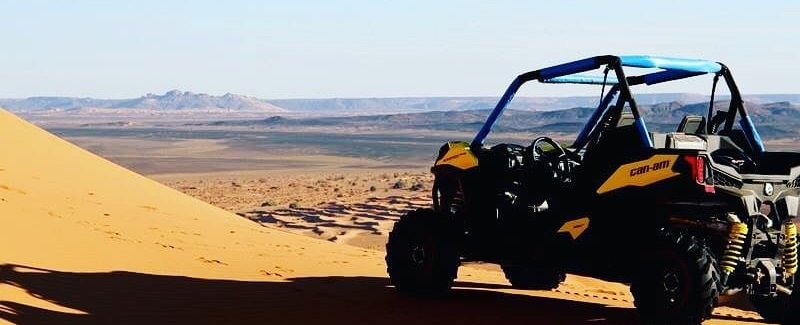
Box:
(386, 55), (800, 323)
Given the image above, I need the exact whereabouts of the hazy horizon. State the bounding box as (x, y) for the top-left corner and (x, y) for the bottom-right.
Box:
(2, 2), (799, 99)
(3, 90), (800, 101)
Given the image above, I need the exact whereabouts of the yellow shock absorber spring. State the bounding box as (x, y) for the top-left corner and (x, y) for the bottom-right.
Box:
(721, 222), (749, 274)
(783, 222), (798, 275)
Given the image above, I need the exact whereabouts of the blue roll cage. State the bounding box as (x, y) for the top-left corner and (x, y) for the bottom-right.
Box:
(471, 55), (765, 154)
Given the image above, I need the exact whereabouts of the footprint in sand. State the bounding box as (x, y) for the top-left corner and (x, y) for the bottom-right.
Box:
(0, 184), (26, 195)
(588, 288), (624, 296)
(273, 265), (294, 273)
(259, 269), (283, 277)
(197, 257), (228, 265)
(155, 242), (181, 250)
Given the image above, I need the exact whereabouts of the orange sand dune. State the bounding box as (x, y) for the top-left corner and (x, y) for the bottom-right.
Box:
(0, 109), (767, 324)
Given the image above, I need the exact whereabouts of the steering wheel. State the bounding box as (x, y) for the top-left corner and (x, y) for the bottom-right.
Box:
(523, 137), (571, 205)
(529, 136), (566, 162)
(527, 137), (566, 180)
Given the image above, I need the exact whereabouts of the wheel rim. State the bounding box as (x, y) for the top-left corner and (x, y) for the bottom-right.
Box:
(410, 244), (426, 265)
(662, 269), (681, 304)
(652, 259), (691, 311)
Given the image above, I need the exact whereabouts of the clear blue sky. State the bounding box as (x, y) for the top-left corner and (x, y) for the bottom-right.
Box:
(1, 1), (798, 98)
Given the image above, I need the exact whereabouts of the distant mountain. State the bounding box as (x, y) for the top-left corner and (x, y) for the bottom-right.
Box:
(0, 96), (113, 112)
(0, 90), (286, 113)
(206, 100), (800, 140)
(110, 90), (285, 112)
(3, 92), (800, 116)
(266, 97), (591, 114)
(267, 94), (799, 114)
(267, 95), (706, 114)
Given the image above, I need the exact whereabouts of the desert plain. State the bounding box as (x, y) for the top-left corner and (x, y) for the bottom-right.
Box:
(0, 109), (780, 324)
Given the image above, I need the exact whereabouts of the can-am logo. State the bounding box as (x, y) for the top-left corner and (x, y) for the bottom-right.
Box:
(443, 152), (466, 162)
(629, 160), (670, 176)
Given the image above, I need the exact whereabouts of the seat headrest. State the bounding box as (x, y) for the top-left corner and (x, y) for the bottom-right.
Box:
(677, 115), (706, 133)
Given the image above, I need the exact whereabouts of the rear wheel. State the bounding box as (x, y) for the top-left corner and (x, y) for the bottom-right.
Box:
(750, 293), (791, 323)
(501, 264), (565, 290)
(385, 208), (460, 295)
(786, 279), (800, 324)
(749, 234), (797, 323)
(630, 231), (720, 324)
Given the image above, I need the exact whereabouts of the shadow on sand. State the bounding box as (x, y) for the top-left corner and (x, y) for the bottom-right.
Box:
(0, 264), (760, 324)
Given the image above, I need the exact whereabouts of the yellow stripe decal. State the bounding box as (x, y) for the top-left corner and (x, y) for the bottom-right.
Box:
(558, 217), (590, 240)
(596, 154), (680, 194)
(434, 142), (478, 170)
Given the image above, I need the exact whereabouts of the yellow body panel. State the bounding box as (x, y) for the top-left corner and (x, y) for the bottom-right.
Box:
(596, 154), (681, 194)
(558, 217), (590, 240)
(434, 142), (479, 170)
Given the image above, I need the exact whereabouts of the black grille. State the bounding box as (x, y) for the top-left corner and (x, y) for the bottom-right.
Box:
(712, 171), (743, 188)
(789, 176), (800, 188)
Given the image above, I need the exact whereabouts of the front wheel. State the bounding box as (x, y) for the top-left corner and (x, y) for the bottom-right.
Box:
(630, 231), (721, 324)
(385, 209), (460, 295)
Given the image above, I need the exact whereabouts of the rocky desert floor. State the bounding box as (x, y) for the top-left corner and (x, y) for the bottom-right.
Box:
(155, 168), (432, 252)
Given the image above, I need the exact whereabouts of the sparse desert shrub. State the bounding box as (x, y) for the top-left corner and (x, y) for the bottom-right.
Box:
(289, 202), (301, 209)
(410, 183), (425, 191)
(392, 179), (410, 189)
(369, 186), (377, 192)
(260, 200), (276, 207)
